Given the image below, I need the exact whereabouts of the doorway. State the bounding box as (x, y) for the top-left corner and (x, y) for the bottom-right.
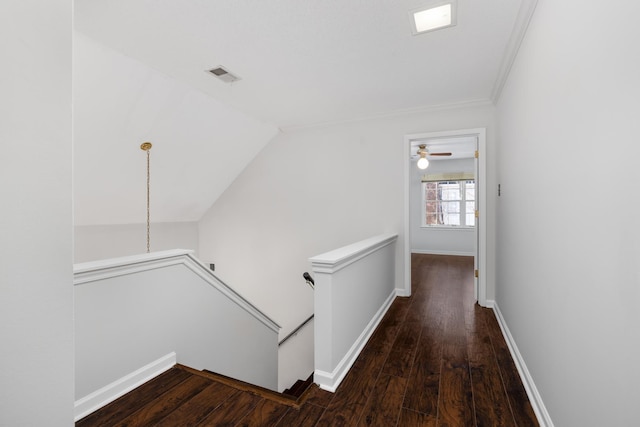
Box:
(403, 128), (487, 306)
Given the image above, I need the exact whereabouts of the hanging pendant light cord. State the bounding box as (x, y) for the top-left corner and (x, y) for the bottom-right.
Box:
(146, 148), (150, 253)
(141, 142), (153, 253)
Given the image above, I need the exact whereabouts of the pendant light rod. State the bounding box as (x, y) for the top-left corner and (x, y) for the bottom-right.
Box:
(140, 142), (152, 253)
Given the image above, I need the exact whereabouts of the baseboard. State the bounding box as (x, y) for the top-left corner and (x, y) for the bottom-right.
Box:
(492, 304), (554, 427)
(74, 352), (176, 421)
(411, 249), (475, 257)
(315, 290), (396, 392)
(396, 287), (411, 297)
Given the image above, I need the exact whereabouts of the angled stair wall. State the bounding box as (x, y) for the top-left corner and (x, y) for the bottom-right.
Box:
(74, 249), (280, 418)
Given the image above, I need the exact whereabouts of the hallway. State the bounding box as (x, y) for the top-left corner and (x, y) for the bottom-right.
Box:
(309, 253), (538, 426)
(77, 254), (538, 426)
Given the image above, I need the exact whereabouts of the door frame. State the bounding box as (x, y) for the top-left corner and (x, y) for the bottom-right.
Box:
(402, 128), (487, 306)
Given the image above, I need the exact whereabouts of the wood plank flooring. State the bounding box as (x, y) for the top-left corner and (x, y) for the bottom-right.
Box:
(77, 254), (539, 426)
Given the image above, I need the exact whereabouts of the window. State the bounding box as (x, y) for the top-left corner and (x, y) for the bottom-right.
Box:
(423, 179), (475, 227)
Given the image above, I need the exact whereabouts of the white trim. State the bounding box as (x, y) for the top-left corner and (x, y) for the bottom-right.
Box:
(74, 250), (280, 333)
(314, 290), (396, 392)
(74, 249), (194, 284)
(74, 352), (176, 421)
(73, 249), (193, 275)
(411, 249), (474, 257)
(395, 288), (411, 297)
(490, 0), (539, 101)
(309, 234), (397, 274)
(404, 128), (487, 305)
(492, 303), (554, 427)
(281, 99), (493, 132)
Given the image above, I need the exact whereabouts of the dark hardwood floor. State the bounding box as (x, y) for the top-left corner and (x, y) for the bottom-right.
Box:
(77, 254), (539, 426)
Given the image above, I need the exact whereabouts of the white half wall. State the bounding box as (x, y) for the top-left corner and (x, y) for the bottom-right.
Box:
(75, 221), (199, 262)
(495, 0), (640, 425)
(410, 158), (475, 255)
(0, 1), (74, 424)
(311, 234), (397, 391)
(198, 103), (498, 340)
(75, 251), (279, 401)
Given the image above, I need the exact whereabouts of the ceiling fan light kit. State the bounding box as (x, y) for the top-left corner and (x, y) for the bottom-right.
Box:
(417, 156), (430, 169)
(417, 144), (430, 169)
(415, 143), (454, 169)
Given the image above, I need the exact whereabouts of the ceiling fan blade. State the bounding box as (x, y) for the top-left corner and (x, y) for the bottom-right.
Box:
(429, 152), (452, 156)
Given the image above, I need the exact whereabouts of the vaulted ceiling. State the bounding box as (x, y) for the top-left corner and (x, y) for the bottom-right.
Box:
(73, 0), (534, 225)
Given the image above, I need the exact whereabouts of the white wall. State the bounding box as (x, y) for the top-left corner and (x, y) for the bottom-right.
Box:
(75, 222), (199, 262)
(277, 319), (314, 392)
(0, 1), (74, 425)
(495, 0), (640, 425)
(410, 158), (475, 255)
(198, 103), (498, 341)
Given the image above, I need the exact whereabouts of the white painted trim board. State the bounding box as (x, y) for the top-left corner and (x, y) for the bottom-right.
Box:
(74, 250), (280, 332)
(309, 234), (397, 274)
(404, 128), (487, 306)
(314, 290), (396, 392)
(74, 352), (176, 421)
(491, 302), (554, 427)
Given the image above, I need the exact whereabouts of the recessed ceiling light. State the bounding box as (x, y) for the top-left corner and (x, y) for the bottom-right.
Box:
(410, 1), (457, 35)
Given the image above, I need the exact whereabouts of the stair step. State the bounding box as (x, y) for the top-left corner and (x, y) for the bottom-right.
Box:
(284, 380), (305, 396)
(194, 367), (314, 408)
(282, 373), (314, 398)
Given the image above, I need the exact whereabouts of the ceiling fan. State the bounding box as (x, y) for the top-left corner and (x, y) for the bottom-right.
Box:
(415, 144), (452, 169)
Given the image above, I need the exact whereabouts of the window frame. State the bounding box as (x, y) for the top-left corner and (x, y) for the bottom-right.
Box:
(421, 179), (476, 228)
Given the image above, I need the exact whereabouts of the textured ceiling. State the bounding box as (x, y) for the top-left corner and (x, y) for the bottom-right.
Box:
(73, 0), (534, 225)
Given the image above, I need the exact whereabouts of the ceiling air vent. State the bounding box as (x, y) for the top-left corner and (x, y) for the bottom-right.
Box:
(207, 66), (240, 83)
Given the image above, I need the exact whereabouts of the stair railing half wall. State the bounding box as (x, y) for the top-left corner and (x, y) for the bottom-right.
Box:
(73, 249), (280, 420)
(310, 233), (398, 392)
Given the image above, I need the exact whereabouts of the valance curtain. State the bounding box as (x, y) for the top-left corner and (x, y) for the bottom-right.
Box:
(421, 172), (474, 182)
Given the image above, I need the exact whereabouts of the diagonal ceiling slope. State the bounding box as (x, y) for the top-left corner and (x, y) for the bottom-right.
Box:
(74, 33), (279, 225)
(73, 0), (533, 225)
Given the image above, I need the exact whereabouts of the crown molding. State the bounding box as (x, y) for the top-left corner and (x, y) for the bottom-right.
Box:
(491, 0), (539, 103)
(281, 99), (494, 133)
